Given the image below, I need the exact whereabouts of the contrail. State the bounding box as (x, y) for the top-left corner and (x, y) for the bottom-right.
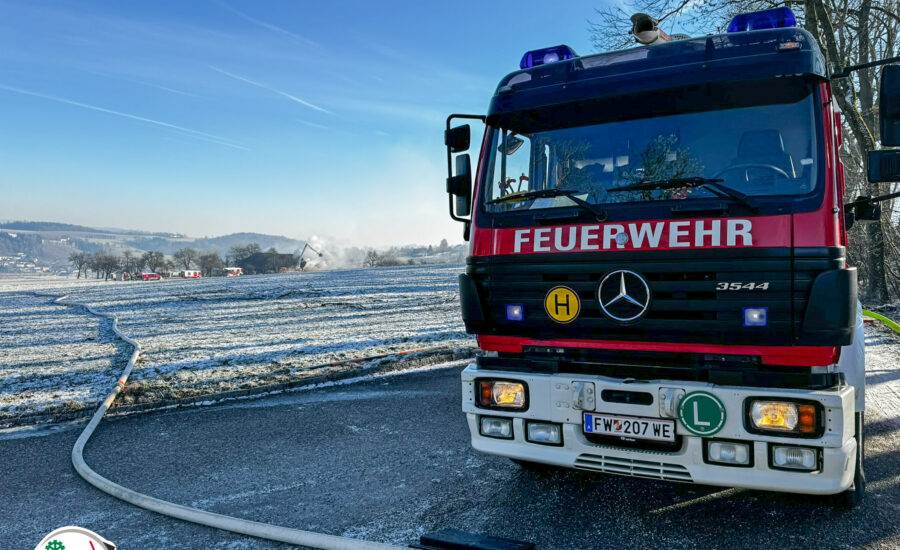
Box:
(209, 66), (331, 114)
(0, 83), (248, 150)
(297, 119), (330, 131)
(216, 1), (321, 49)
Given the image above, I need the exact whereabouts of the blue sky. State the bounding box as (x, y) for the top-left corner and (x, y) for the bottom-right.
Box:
(0, 0), (602, 246)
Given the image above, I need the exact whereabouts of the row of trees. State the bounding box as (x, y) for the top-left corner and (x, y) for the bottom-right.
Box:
(589, 0), (900, 301)
(68, 239), (464, 280)
(68, 248), (225, 280)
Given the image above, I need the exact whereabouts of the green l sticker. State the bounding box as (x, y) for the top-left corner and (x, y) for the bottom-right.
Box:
(678, 391), (726, 436)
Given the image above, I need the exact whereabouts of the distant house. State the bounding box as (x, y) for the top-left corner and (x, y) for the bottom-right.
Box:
(239, 251), (298, 274)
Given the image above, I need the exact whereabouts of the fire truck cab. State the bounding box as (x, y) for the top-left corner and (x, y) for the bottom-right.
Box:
(444, 8), (900, 506)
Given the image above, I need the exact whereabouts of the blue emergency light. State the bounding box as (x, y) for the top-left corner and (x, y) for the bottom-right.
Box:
(520, 45), (577, 69)
(743, 307), (769, 327)
(727, 7), (797, 33)
(506, 304), (524, 322)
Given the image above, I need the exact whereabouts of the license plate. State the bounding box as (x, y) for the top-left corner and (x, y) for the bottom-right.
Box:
(583, 412), (676, 443)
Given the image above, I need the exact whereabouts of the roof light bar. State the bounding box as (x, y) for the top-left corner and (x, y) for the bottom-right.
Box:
(727, 7), (797, 33)
(520, 45), (577, 70)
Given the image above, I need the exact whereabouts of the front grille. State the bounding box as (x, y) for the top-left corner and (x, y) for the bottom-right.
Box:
(467, 247), (843, 347)
(574, 453), (693, 482)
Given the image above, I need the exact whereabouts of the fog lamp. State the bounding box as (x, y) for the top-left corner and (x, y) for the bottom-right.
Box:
(526, 422), (562, 445)
(477, 380), (527, 410)
(743, 307), (768, 327)
(772, 445), (818, 471)
(480, 416), (513, 439)
(707, 441), (750, 466)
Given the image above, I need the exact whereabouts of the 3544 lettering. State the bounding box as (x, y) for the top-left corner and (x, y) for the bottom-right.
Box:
(715, 282), (770, 290)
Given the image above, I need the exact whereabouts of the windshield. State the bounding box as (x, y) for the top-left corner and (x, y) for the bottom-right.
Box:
(482, 84), (819, 213)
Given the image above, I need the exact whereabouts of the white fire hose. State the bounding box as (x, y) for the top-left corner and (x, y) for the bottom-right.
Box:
(54, 294), (407, 550)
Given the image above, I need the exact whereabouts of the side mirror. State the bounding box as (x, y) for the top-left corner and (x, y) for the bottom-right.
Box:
(444, 114), (484, 235)
(445, 124), (471, 153)
(867, 149), (900, 183)
(880, 65), (900, 146)
(447, 154), (472, 217)
(845, 195), (881, 229)
(855, 201), (882, 222)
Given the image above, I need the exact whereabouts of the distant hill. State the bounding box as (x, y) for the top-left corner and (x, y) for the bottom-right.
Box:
(0, 220), (181, 238)
(0, 221), (99, 233)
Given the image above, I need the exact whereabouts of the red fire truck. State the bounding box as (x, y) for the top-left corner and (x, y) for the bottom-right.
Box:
(444, 8), (900, 506)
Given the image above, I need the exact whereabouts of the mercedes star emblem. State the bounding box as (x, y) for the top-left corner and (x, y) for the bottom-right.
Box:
(598, 269), (651, 322)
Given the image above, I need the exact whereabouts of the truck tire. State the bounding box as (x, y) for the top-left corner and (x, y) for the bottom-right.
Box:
(833, 412), (866, 508)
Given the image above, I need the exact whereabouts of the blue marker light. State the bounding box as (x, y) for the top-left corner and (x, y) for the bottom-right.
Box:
(727, 7), (797, 33)
(506, 304), (524, 322)
(743, 307), (769, 327)
(519, 45), (577, 70)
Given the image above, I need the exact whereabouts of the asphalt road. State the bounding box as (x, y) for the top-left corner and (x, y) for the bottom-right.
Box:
(3, 346), (900, 549)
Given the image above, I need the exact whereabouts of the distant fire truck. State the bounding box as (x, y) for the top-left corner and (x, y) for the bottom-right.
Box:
(141, 272), (161, 281)
(224, 267), (243, 277)
(182, 270), (202, 279)
(444, 7), (900, 506)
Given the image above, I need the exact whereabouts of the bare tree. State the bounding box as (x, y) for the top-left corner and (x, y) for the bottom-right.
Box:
(172, 247), (198, 271)
(68, 251), (88, 279)
(141, 251), (165, 273)
(88, 251), (120, 281)
(228, 243), (261, 265)
(363, 250), (379, 268)
(121, 250), (139, 274)
(197, 252), (225, 276)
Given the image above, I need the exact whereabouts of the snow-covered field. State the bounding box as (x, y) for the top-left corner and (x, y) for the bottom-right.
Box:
(3, 266), (899, 432)
(0, 266), (474, 426)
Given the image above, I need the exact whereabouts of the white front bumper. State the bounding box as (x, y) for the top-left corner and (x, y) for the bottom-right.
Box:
(462, 364), (857, 495)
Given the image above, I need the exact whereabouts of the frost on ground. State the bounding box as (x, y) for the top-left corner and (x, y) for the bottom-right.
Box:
(863, 322), (900, 439)
(0, 266), (475, 426)
(0, 292), (131, 425)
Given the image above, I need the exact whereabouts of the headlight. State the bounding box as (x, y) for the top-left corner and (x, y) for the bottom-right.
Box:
(747, 400), (819, 436)
(476, 379), (527, 410)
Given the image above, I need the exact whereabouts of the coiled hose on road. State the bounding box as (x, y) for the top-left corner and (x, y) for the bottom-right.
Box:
(52, 294), (408, 550)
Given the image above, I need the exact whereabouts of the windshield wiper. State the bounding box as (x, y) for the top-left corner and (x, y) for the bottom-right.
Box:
(486, 188), (570, 204)
(609, 177), (759, 210)
(487, 188), (608, 221)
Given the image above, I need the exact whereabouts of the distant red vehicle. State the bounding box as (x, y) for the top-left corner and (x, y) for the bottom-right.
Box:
(141, 272), (162, 281)
(224, 267), (243, 277)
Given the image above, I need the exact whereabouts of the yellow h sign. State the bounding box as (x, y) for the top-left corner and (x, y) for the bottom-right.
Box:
(544, 286), (581, 323)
